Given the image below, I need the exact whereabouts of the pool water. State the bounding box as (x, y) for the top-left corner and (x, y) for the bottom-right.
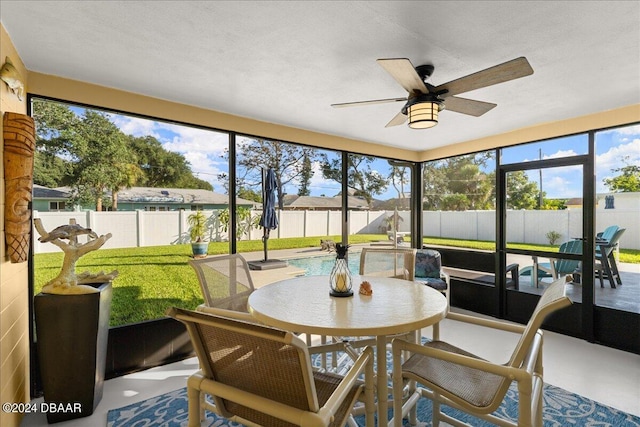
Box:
(287, 253), (361, 276)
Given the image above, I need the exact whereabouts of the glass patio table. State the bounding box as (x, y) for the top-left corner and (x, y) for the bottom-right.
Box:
(248, 274), (448, 425)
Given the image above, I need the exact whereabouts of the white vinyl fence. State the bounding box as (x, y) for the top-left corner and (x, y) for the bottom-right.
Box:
(33, 207), (639, 254)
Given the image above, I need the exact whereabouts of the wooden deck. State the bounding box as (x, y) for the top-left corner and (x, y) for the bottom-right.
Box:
(516, 261), (640, 313)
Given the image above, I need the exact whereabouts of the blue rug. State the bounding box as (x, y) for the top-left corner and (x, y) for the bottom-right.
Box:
(107, 348), (640, 427)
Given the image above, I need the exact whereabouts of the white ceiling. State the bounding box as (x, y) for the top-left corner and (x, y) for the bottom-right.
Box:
(1, 1), (639, 152)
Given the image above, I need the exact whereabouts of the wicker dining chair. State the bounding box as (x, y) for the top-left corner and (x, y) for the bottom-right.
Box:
(167, 307), (375, 427)
(390, 276), (572, 427)
(189, 253), (342, 370)
(189, 253), (256, 320)
(359, 247), (417, 280)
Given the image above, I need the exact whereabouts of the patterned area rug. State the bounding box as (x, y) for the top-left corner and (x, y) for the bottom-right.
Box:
(107, 348), (640, 427)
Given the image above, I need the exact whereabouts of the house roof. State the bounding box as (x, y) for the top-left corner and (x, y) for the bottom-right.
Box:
(34, 185), (259, 207)
(32, 184), (70, 200)
(116, 187), (259, 207)
(283, 194), (370, 210)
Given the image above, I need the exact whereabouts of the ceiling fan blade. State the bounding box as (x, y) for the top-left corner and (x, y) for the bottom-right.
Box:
(444, 96), (497, 117)
(385, 111), (407, 127)
(435, 57), (533, 97)
(377, 58), (429, 94)
(331, 97), (407, 108)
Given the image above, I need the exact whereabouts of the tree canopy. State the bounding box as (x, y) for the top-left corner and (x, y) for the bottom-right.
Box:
(422, 154), (495, 211)
(225, 138), (321, 210)
(603, 158), (640, 192)
(32, 99), (211, 210)
(321, 154), (388, 208)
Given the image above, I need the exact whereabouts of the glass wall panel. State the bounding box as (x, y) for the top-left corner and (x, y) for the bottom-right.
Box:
(234, 136), (342, 245)
(594, 124), (640, 313)
(505, 165), (583, 301)
(501, 134), (588, 164)
(422, 151), (496, 250)
(346, 154), (413, 247)
(31, 97), (229, 325)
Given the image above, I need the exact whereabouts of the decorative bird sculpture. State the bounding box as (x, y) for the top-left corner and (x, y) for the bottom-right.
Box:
(0, 57), (24, 101)
(39, 224), (99, 243)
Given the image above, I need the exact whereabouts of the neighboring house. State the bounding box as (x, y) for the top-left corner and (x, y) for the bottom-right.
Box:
(32, 185), (259, 211)
(32, 184), (72, 212)
(566, 193), (640, 210)
(597, 192), (640, 210)
(115, 187), (259, 211)
(565, 197), (583, 209)
(282, 194), (370, 210)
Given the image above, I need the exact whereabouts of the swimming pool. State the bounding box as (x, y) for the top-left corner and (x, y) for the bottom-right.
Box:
(287, 252), (361, 276)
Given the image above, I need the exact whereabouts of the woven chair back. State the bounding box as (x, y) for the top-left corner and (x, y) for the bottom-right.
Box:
(169, 308), (318, 426)
(189, 254), (255, 312)
(359, 247), (417, 280)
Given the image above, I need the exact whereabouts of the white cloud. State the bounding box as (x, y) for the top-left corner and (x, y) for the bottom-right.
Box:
(595, 138), (640, 192)
(543, 149), (579, 159)
(109, 114), (162, 138)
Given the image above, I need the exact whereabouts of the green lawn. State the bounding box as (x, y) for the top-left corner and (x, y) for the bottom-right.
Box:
(34, 234), (639, 327)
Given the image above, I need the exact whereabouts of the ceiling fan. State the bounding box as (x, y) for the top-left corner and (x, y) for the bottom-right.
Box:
(331, 57), (533, 129)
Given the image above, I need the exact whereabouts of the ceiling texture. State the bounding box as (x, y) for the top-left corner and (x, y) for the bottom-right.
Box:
(1, 1), (639, 152)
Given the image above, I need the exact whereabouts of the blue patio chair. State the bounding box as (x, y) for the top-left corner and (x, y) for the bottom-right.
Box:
(414, 249), (449, 306)
(521, 239), (582, 285)
(596, 228), (625, 288)
(596, 225), (619, 244)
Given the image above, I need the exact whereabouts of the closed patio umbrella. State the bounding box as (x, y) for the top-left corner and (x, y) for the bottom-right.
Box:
(259, 168), (278, 260)
(249, 168), (286, 270)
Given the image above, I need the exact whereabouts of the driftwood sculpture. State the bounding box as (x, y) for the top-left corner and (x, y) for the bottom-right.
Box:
(34, 218), (119, 294)
(3, 112), (35, 263)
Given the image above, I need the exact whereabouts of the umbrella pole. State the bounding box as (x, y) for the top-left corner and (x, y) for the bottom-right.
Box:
(263, 228), (269, 262)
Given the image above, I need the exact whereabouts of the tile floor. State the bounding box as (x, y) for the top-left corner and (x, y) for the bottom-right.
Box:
(20, 308), (640, 426)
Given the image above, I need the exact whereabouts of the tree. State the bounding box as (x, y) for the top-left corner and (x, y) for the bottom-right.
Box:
(32, 101), (213, 201)
(298, 153), (313, 196)
(72, 110), (133, 211)
(422, 154), (494, 211)
(228, 139), (321, 210)
(506, 170), (540, 210)
(32, 99), (78, 188)
(603, 158), (640, 192)
(237, 187), (262, 203)
(389, 165), (410, 199)
(321, 154), (387, 208)
(34, 150), (73, 188)
(128, 135), (212, 190)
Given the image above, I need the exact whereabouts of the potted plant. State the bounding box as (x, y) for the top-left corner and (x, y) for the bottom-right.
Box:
(187, 210), (209, 257)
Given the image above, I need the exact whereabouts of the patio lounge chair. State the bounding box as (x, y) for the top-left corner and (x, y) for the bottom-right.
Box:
(538, 239), (583, 281)
(167, 308), (375, 427)
(520, 239), (582, 285)
(597, 225), (619, 244)
(390, 276), (572, 427)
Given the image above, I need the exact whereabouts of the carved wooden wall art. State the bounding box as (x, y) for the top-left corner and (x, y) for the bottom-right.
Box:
(3, 112), (35, 263)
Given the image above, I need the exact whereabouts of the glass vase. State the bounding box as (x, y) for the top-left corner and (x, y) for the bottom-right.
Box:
(329, 257), (353, 297)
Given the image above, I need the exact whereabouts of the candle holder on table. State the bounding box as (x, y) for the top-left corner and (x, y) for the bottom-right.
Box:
(329, 243), (353, 297)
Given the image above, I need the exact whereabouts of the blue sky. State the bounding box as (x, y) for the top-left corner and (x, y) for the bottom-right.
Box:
(108, 112), (639, 200)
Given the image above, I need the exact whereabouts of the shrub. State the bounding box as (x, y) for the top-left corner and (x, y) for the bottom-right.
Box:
(546, 230), (562, 245)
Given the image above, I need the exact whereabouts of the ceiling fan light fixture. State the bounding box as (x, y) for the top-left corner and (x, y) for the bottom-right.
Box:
(407, 100), (440, 129)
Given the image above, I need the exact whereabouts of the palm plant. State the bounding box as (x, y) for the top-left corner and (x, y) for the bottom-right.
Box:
(187, 210), (207, 242)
